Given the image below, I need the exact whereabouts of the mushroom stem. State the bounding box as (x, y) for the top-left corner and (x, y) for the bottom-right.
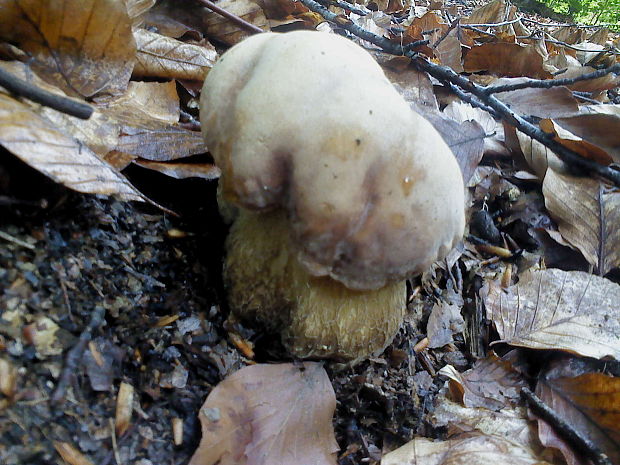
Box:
(225, 209), (406, 362)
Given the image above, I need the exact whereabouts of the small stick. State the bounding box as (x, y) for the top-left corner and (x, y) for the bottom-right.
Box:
(0, 229), (35, 250)
(0, 67), (93, 119)
(196, 0), (264, 34)
(521, 387), (612, 465)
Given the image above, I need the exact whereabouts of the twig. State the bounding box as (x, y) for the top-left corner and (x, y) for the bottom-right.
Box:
(464, 18), (522, 27)
(327, 0), (369, 16)
(297, 0), (620, 187)
(50, 306), (106, 405)
(0, 229), (35, 250)
(521, 387), (613, 465)
(0, 67), (93, 119)
(520, 18), (615, 29)
(485, 63), (620, 93)
(196, 0), (264, 34)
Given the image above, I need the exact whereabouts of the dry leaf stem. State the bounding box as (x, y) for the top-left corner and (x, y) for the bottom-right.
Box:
(298, 0), (620, 187)
(0, 67), (93, 119)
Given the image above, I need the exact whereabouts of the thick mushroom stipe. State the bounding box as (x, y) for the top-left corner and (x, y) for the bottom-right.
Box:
(201, 31), (465, 361)
(225, 209), (406, 361)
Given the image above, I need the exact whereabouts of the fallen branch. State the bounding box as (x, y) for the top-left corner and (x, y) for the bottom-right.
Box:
(0, 67), (93, 119)
(298, 0), (620, 187)
(522, 387), (612, 465)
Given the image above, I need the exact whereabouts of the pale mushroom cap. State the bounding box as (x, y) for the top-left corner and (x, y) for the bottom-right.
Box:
(201, 31), (465, 290)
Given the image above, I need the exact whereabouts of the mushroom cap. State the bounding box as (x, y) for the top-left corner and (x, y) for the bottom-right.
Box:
(200, 31), (465, 290)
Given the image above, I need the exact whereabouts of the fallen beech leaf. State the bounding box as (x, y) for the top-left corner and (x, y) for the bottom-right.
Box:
(513, 129), (565, 179)
(0, 0), (136, 98)
(494, 79), (579, 118)
(554, 65), (620, 93)
(380, 57), (438, 109)
(543, 169), (620, 274)
(464, 43), (552, 79)
(134, 160), (221, 180)
(133, 29), (217, 80)
(382, 433), (551, 465)
(463, 0), (507, 25)
(53, 441), (94, 465)
(432, 398), (542, 454)
(484, 268), (620, 360)
(0, 93), (146, 202)
(550, 108), (620, 163)
(539, 119), (613, 166)
(434, 34), (463, 73)
(427, 303), (463, 348)
(439, 352), (526, 410)
(552, 26), (587, 45)
(535, 360), (620, 465)
(189, 362), (338, 465)
(203, 0), (268, 45)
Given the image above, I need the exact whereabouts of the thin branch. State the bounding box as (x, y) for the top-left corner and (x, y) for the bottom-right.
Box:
(297, 0), (620, 187)
(0, 67), (93, 119)
(522, 387), (613, 465)
(520, 17), (615, 28)
(326, 0), (369, 16)
(485, 63), (620, 94)
(196, 0), (264, 34)
(464, 18), (522, 27)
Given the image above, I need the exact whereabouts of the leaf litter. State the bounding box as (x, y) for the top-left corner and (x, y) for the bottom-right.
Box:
(0, 0), (619, 464)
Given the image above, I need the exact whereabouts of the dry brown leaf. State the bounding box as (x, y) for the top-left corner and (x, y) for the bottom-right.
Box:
(0, 92), (146, 202)
(464, 43), (552, 79)
(434, 34), (463, 73)
(484, 268), (620, 360)
(133, 29), (217, 80)
(550, 108), (620, 163)
(203, 0), (268, 45)
(540, 119), (614, 166)
(417, 106), (485, 184)
(427, 303), (463, 348)
(189, 362), (338, 465)
(543, 169), (620, 274)
(512, 128), (565, 179)
(494, 79), (579, 118)
(552, 26), (587, 45)
(554, 65), (620, 93)
(432, 397), (542, 454)
(134, 160), (221, 180)
(535, 359), (620, 465)
(53, 441), (95, 465)
(382, 433), (552, 465)
(380, 57), (438, 109)
(462, 0), (508, 25)
(439, 352), (526, 410)
(0, 0), (136, 98)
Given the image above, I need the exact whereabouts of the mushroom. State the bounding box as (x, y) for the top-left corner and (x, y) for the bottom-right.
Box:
(200, 31), (465, 362)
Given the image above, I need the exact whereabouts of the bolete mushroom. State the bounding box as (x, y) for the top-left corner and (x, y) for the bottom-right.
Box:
(200, 31), (465, 363)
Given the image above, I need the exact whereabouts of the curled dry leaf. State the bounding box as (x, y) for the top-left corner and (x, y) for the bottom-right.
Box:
(0, 0), (136, 98)
(464, 43), (553, 79)
(203, 0), (268, 45)
(494, 79), (579, 119)
(115, 382), (134, 436)
(439, 352), (526, 410)
(189, 362), (338, 465)
(554, 65), (620, 93)
(508, 127), (565, 179)
(133, 29), (218, 81)
(484, 268), (620, 360)
(432, 397), (543, 455)
(382, 433), (552, 465)
(53, 441), (95, 465)
(539, 119), (614, 166)
(0, 93), (146, 203)
(543, 169), (620, 275)
(427, 303), (464, 349)
(134, 160), (221, 180)
(535, 360), (620, 465)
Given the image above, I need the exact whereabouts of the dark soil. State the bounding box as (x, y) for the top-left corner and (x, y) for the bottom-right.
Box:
(0, 153), (465, 465)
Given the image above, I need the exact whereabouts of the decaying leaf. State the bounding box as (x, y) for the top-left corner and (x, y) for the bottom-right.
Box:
(134, 160), (221, 180)
(432, 397), (542, 454)
(464, 43), (552, 79)
(382, 433), (552, 465)
(427, 303), (464, 348)
(203, 0), (268, 45)
(539, 119), (613, 166)
(0, 0), (136, 98)
(535, 359), (620, 465)
(439, 352), (526, 410)
(380, 56), (438, 110)
(494, 79), (579, 119)
(133, 29), (217, 80)
(484, 268), (620, 360)
(511, 128), (565, 179)
(543, 169), (620, 275)
(189, 362), (338, 465)
(554, 65), (620, 93)
(0, 93), (146, 203)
